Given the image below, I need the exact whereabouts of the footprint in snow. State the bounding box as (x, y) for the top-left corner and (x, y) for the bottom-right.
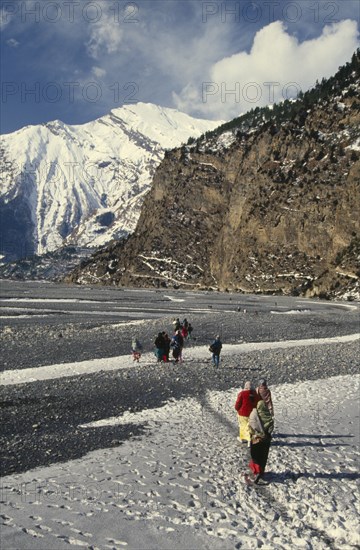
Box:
(35, 524), (53, 532)
(22, 527), (44, 538)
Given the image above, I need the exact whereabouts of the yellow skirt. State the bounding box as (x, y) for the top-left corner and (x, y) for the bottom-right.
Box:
(238, 415), (251, 441)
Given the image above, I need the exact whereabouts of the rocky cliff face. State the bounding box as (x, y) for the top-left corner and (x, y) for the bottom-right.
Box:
(68, 53), (360, 300)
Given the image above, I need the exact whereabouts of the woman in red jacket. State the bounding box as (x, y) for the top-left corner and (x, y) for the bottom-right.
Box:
(234, 381), (259, 444)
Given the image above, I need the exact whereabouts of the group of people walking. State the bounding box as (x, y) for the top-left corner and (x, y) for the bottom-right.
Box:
(172, 318), (193, 340)
(154, 318), (193, 363)
(133, 319), (225, 368)
(235, 379), (274, 485)
(154, 330), (178, 362)
(131, 318), (194, 364)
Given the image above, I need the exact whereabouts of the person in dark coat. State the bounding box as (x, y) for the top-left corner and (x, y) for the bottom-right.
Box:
(248, 400), (274, 484)
(234, 381), (259, 443)
(209, 335), (222, 367)
(171, 330), (184, 362)
(154, 332), (165, 362)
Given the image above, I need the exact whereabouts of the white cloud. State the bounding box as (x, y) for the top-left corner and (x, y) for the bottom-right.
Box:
(91, 66), (107, 78)
(6, 38), (20, 48)
(174, 19), (359, 120)
(85, 13), (124, 59)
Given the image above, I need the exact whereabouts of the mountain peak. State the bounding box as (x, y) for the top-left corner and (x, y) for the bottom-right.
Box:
(0, 105), (222, 262)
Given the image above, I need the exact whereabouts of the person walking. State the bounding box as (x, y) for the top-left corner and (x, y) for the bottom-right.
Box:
(181, 323), (188, 340)
(154, 332), (165, 362)
(256, 378), (274, 416)
(248, 400), (274, 484)
(234, 381), (259, 444)
(171, 330), (184, 362)
(209, 335), (222, 367)
(162, 332), (171, 362)
(131, 338), (142, 362)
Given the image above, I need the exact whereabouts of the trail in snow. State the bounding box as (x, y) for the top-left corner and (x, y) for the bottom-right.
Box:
(1, 333), (359, 386)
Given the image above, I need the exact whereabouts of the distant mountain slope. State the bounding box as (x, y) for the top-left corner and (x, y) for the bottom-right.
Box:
(68, 51), (360, 300)
(0, 103), (222, 262)
(0, 246), (96, 281)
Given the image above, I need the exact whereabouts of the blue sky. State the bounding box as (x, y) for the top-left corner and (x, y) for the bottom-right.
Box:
(1, 0), (359, 134)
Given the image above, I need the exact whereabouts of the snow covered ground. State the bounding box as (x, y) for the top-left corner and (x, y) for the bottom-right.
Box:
(1, 346), (359, 549)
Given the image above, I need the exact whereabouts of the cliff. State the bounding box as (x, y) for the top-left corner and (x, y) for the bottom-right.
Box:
(68, 52), (360, 300)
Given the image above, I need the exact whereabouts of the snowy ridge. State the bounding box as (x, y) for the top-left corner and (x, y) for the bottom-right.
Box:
(0, 103), (222, 260)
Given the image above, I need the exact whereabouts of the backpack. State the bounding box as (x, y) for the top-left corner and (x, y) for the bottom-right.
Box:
(171, 337), (180, 349)
(132, 339), (141, 351)
(210, 340), (221, 353)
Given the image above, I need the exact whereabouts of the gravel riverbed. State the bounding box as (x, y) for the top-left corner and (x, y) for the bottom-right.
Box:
(1, 310), (359, 370)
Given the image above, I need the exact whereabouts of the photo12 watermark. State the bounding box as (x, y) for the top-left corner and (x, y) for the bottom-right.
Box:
(0, 480), (128, 505)
(202, 80), (302, 105)
(1, 1), (140, 24)
(1, 81), (140, 105)
(202, 1), (340, 24)
(1, 161), (125, 195)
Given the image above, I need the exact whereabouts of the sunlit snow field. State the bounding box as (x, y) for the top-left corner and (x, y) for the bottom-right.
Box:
(1, 361), (359, 550)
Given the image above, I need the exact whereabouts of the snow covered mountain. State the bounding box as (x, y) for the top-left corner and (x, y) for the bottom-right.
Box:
(0, 103), (222, 262)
